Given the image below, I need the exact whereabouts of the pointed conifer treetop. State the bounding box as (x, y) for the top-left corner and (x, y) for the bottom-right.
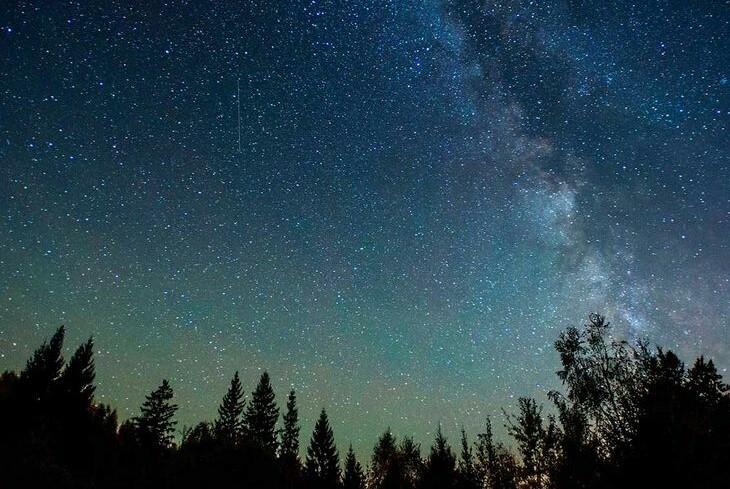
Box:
(305, 408), (341, 488)
(280, 388), (300, 460)
(244, 371), (279, 452)
(215, 371), (245, 444)
(60, 337), (96, 408)
(135, 379), (178, 449)
(458, 427), (479, 489)
(20, 325), (66, 401)
(421, 425), (456, 489)
(343, 444), (365, 489)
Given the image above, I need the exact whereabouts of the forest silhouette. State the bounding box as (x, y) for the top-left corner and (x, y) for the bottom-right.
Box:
(1, 314), (728, 488)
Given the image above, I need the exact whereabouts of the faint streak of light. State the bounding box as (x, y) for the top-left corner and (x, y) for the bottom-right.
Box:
(237, 78), (242, 153)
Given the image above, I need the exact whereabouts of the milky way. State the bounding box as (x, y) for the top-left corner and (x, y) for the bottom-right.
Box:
(1, 1), (728, 455)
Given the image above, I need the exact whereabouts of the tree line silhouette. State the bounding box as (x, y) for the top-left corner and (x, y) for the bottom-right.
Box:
(0, 314), (728, 488)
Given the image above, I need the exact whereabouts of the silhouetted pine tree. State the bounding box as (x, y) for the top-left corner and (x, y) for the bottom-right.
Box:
(280, 389), (300, 459)
(244, 371), (279, 453)
(370, 431), (422, 489)
(1, 327), (70, 487)
(19, 325), (65, 406)
(58, 337), (95, 410)
(214, 371), (244, 444)
(53, 337), (99, 480)
(420, 425), (456, 489)
(370, 429), (398, 489)
(457, 428), (479, 489)
(305, 409), (341, 489)
(280, 389), (302, 487)
(399, 436), (423, 489)
(343, 445), (365, 489)
(474, 418), (494, 486)
(134, 379), (178, 450)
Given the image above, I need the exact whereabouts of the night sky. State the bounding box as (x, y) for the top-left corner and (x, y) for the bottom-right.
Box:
(1, 1), (728, 455)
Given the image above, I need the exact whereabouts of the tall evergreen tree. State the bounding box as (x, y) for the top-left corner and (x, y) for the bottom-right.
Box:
(58, 337), (95, 410)
(399, 436), (423, 489)
(20, 325), (65, 404)
(215, 371), (244, 444)
(280, 389), (300, 460)
(475, 418), (494, 485)
(305, 409), (341, 489)
(244, 371), (279, 452)
(134, 379), (178, 449)
(457, 428), (479, 489)
(370, 431), (422, 489)
(280, 389), (302, 488)
(51, 337), (99, 480)
(370, 429), (397, 489)
(343, 444), (365, 489)
(420, 425), (456, 489)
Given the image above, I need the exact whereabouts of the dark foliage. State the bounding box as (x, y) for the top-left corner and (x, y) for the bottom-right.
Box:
(370, 430), (422, 489)
(420, 425), (457, 489)
(456, 428), (479, 489)
(475, 417), (518, 489)
(214, 371), (244, 444)
(244, 371), (279, 453)
(134, 379), (178, 450)
(305, 408), (341, 489)
(343, 444), (366, 489)
(0, 314), (728, 488)
(280, 388), (303, 487)
(504, 398), (559, 488)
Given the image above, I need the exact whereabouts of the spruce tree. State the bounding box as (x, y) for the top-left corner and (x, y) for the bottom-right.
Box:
(399, 436), (423, 489)
(370, 430), (421, 489)
(370, 429), (397, 488)
(475, 418), (494, 485)
(343, 444), (365, 489)
(421, 425), (457, 489)
(59, 337), (96, 410)
(215, 371), (244, 444)
(305, 408), (341, 489)
(280, 389), (302, 487)
(20, 325), (65, 404)
(457, 428), (479, 489)
(244, 371), (279, 452)
(280, 389), (300, 460)
(134, 379), (178, 449)
(55, 337), (98, 476)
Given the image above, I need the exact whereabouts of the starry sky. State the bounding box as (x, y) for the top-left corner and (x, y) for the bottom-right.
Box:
(1, 1), (728, 456)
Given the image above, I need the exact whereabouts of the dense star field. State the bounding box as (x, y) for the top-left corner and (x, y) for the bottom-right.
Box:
(0, 1), (728, 455)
